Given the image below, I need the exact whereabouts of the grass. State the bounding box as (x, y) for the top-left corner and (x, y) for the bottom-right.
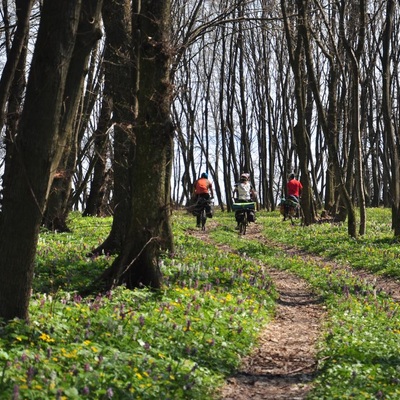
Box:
(211, 208), (400, 399)
(260, 207), (400, 278)
(1, 208), (400, 399)
(0, 212), (276, 399)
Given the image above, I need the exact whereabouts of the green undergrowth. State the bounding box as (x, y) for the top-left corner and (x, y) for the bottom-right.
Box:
(0, 212), (276, 399)
(262, 207), (400, 278)
(2, 208), (400, 399)
(210, 209), (400, 399)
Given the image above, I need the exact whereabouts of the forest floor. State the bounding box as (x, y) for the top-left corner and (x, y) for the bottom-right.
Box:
(188, 220), (400, 400)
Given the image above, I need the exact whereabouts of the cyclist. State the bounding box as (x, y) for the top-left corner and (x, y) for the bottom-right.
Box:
(287, 173), (302, 201)
(233, 173), (256, 202)
(284, 173), (302, 219)
(233, 173), (256, 228)
(193, 172), (214, 227)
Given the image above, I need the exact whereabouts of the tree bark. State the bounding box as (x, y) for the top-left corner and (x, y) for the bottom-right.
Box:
(382, 0), (400, 236)
(100, 0), (174, 290)
(42, 0), (103, 231)
(0, 0), (34, 131)
(0, 0), (102, 321)
(281, 0), (316, 226)
(87, 0), (133, 256)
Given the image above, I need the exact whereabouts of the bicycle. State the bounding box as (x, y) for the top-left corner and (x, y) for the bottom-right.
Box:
(193, 197), (213, 230)
(238, 209), (248, 234)
(200, 207), (207, 231)
(280, 196), (303, 225)
(232, 201), (256, 235)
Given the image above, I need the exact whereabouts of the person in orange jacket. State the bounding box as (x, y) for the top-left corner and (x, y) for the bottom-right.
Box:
(192, 172), (214, 227)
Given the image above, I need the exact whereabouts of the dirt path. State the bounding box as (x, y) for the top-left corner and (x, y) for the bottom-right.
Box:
(219, 268), (323, 400)
(188, 222), (325, 399)
(187, 220), (400, 400)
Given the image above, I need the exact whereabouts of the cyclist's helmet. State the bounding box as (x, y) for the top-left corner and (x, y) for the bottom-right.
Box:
(201, 172), (208, 179)
(240, 173), (249, 181)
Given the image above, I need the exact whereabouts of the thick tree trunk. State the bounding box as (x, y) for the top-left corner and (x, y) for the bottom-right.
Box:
(101, 0), (173, 290)
(0, 0), (100, 321)
(42, 0), (103, 231)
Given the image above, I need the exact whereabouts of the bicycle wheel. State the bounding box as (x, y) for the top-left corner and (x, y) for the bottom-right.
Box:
(239, 213), (247, 235)
(201, 209), (207, 231)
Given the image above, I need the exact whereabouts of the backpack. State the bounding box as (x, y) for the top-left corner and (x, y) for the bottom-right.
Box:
(235, 210), (245, 223)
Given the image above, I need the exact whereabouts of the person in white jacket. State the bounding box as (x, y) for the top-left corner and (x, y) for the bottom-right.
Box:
(233, 173), (256, 228)
(233, 173), (255, 202)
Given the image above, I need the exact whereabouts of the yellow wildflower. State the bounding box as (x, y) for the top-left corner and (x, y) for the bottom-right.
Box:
(39, 333), (55, 343)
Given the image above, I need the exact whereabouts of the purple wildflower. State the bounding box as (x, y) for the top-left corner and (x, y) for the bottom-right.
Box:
(26, 366), (36, 383)
(139, 315), (145, 326)
(12, 385), (19, 400)
(185, 319), (191, 331)
(73, 293), (82, 303)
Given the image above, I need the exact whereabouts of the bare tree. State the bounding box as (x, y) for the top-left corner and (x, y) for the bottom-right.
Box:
(338, 0), (367, 236)
(87, 0), (133, 257)
(280, 0), (317, 225)
(2, 1), (33, 204)
(96, 0), (174, 290)
(381, 0), (400, 236)
(0, 0), (103, 321)
(0, 0), (34, 131)
(42, 8), (104, 231)
(82, 84), (112, 217)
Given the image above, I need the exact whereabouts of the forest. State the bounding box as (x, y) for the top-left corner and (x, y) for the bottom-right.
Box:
(1, 1), (400, 234)
(0, 0), (400, 398)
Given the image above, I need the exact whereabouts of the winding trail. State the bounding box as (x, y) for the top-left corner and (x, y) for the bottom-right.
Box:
(187, 220), (400, 399)
(219, 267), (324, 400)
(188, 222), (325, 399)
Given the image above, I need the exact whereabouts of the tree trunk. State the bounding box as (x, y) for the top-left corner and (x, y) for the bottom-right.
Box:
(87, 0), (133, 256)
(83, 92), (112, 217)
(100, 0), (173, 290)
(281, 0), (315, 226)
(382, 0), (400, 236)
(2, 4), (29, 203)
(0, 0), (34, 131)
(0, 0), (103, 321)
(351, 70), (366, 235)
(42, 0), (103, 231)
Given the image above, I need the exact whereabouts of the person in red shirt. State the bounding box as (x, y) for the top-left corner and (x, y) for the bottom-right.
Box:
(287, 173), (302, 200)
